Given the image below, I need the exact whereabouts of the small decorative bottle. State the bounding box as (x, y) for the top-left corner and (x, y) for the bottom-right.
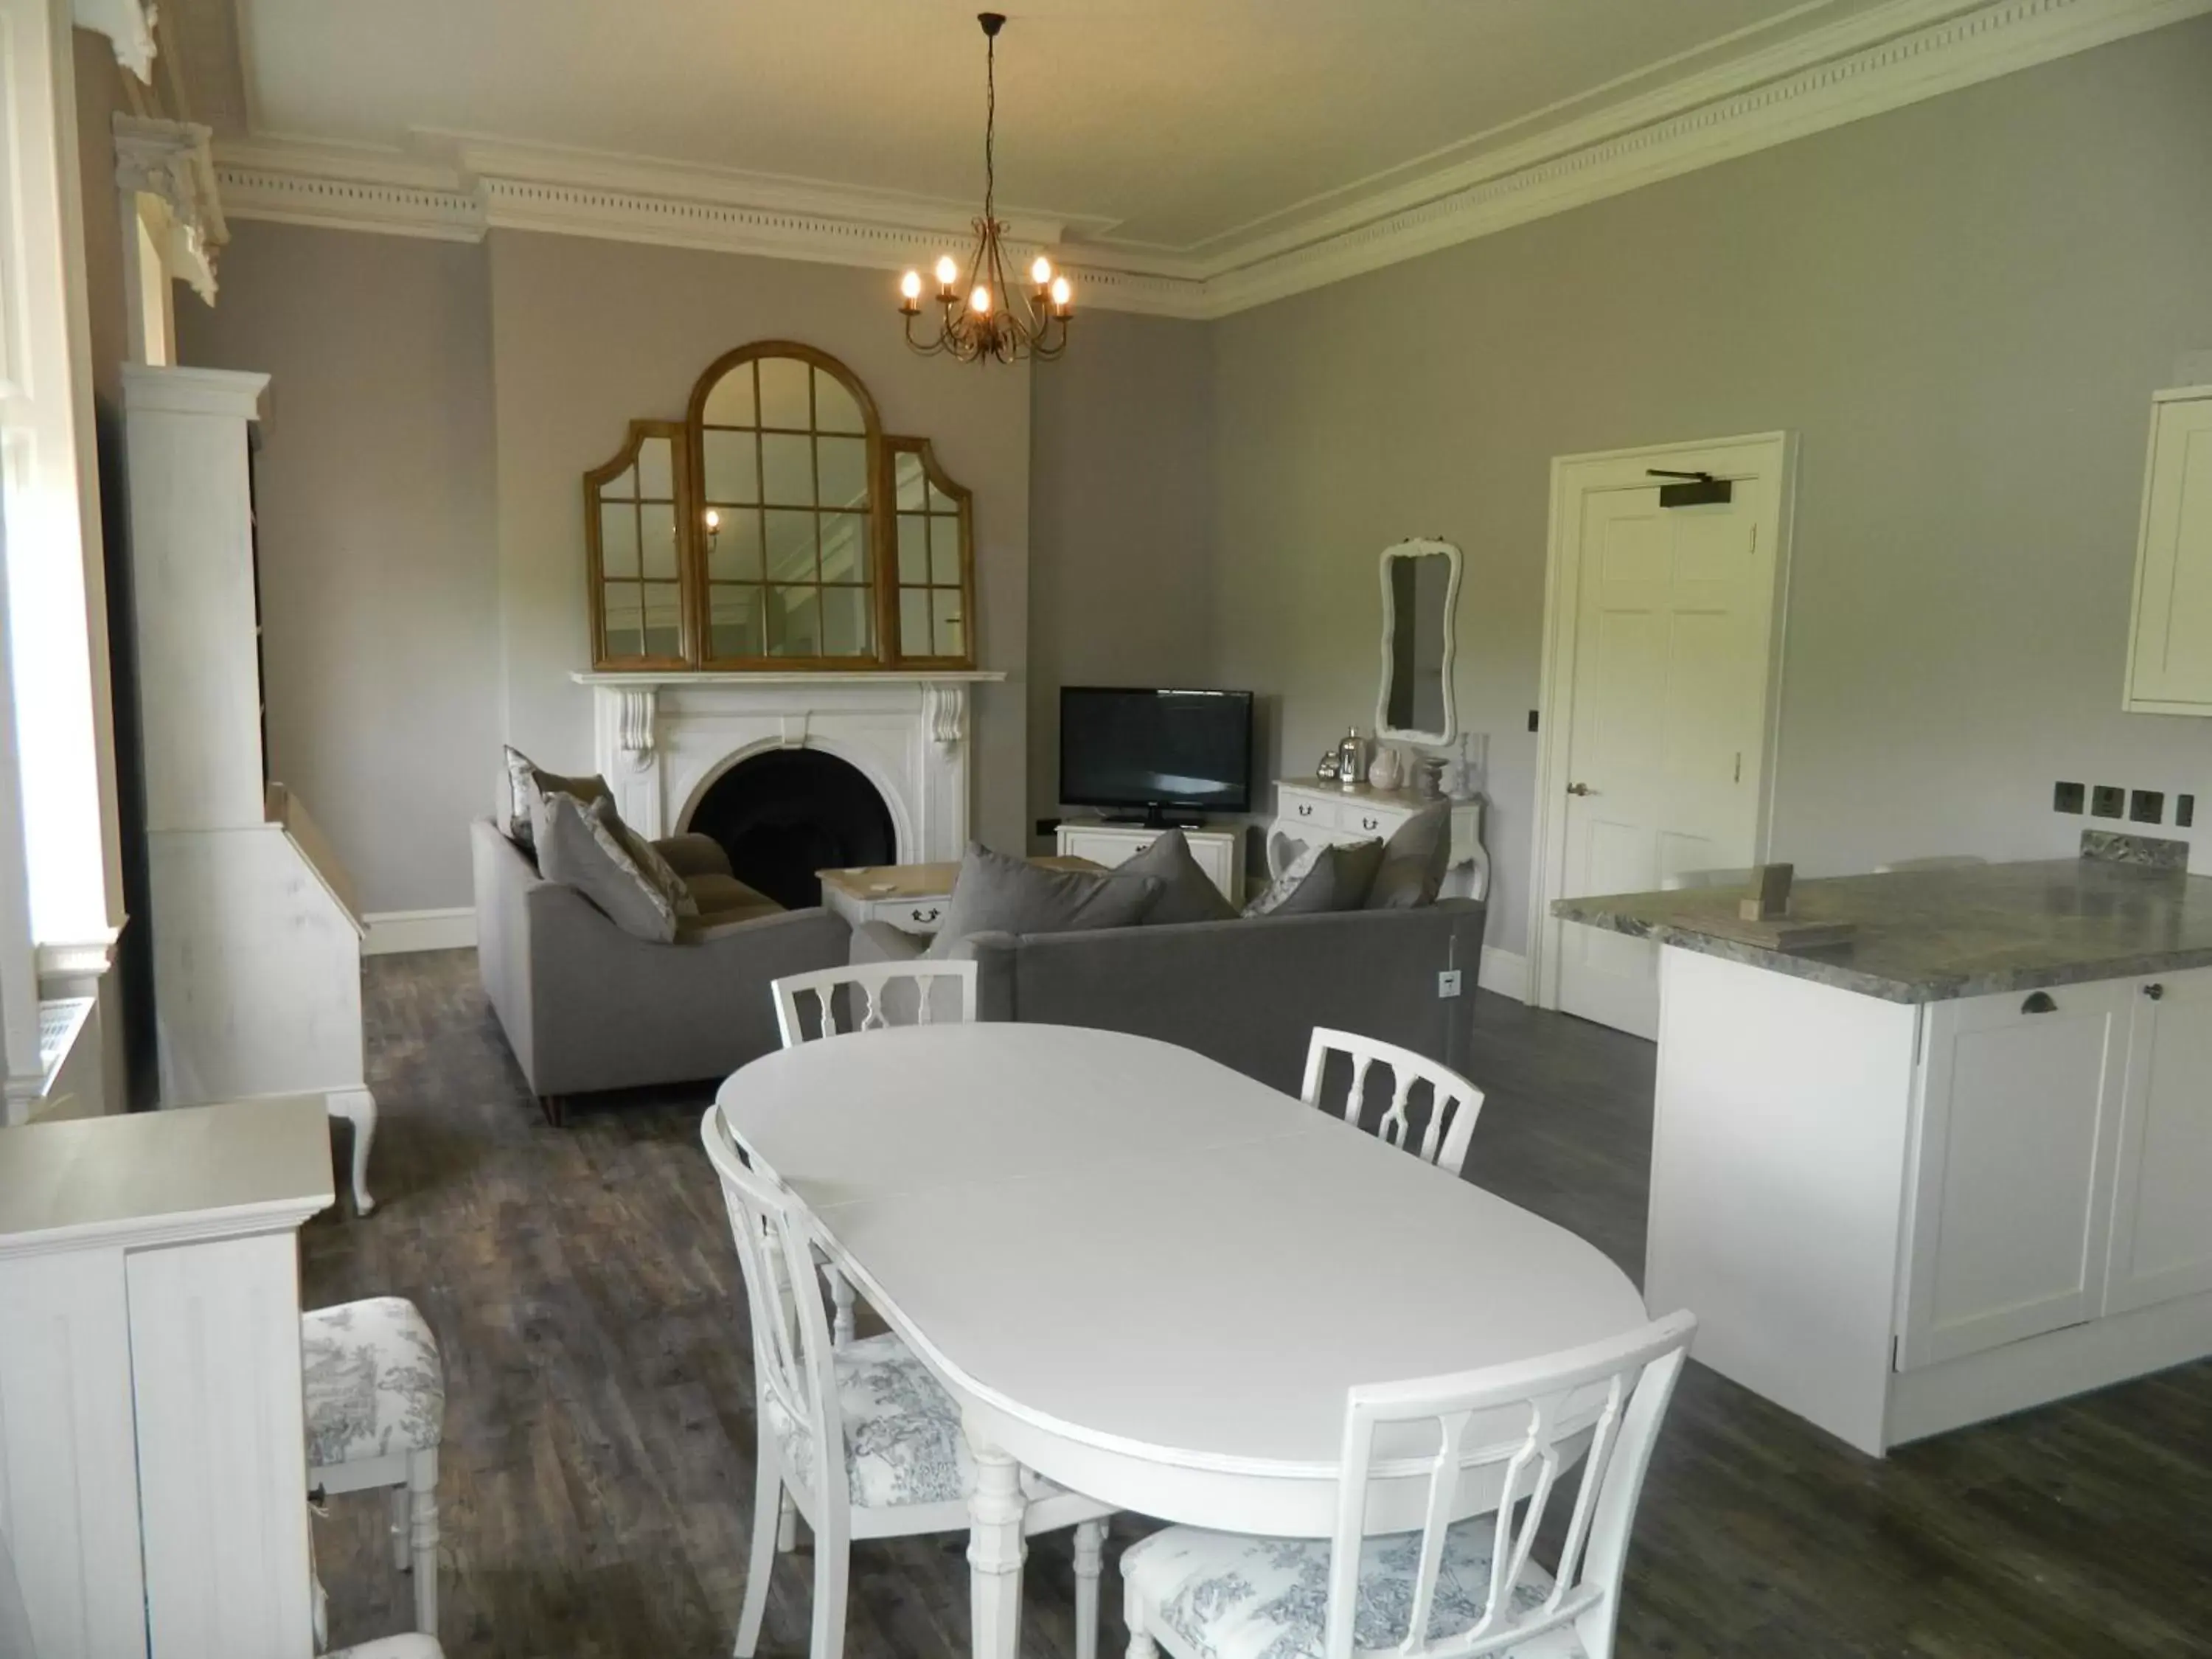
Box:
(1338, 727), (1363, 792)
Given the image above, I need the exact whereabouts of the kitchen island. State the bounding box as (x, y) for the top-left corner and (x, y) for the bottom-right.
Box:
(1556, 843), (2212, 1455)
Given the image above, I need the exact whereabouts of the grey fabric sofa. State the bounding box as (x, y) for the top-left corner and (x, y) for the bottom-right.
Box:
(473, 818), (849, 1119)
(853, 897), (1487, 1095)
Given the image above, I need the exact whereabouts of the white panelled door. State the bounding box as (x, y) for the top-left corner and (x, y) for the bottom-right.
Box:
(1547, 442), (1784, 1037)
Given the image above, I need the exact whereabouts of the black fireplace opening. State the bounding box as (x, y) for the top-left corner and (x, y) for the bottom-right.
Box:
(686, 748), (896, 911)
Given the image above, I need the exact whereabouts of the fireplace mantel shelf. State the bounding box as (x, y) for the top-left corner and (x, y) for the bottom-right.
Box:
(571, 669), (1006, 686)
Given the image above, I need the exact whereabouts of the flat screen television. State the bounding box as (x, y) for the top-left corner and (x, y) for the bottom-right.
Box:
(1060, 686), (1253, 823)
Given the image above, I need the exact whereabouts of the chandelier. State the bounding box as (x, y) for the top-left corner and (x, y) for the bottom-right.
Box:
(900, 13), (1072, 364)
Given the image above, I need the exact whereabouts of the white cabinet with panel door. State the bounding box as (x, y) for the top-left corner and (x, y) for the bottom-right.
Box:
(1896, 981), (2130, 1369)
(2124, 386), (2212, 714)
(2104, 967), (2212, 1314)
(1054, 819), (1244, 905)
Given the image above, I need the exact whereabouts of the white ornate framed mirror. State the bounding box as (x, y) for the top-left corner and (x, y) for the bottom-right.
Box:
(1375, 537), (1461, 745)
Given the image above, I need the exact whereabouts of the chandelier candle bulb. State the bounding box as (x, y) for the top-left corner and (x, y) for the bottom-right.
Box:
(899, 270), (923, 312)
(970, 285), (992, 315)
(1050, 275), (1072, 313)
(1030, 254), (1052, 290)
(934, 255), (959, 296)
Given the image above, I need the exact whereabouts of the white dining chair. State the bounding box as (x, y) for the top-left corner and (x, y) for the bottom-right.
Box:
(302, 1296), (445, 1635)
(1302, 1029), (1485, 1178)
(771, 960), (983, 1355)
(700, 1109), (1112, 1659)
(1121, 1308), (1697, 1659)
(1873, 855), (1987, 874)
(772, 960), (979, 1046)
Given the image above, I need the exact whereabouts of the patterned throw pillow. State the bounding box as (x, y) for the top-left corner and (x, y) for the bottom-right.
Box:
(534, 790), (698, 942)
(502, 744), (611, 850)
(1242, 837), (1385, 917)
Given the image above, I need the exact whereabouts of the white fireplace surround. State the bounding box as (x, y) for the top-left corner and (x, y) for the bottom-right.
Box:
(574, 671), (1005, 866)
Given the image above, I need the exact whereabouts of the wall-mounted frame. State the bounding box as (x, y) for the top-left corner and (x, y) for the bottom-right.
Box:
(583, 340), (978, 672)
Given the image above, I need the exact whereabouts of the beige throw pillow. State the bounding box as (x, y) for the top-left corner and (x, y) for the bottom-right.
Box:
(924, 843), (1162, 957)
(503, 745), (611, 850)
(1365, 801), (1454, 909)
(1242, 838), (1385, 918)
(534, 791), (698, 942)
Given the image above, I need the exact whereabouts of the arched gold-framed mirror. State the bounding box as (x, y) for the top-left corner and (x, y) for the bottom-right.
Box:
(582, 341), (977, 672)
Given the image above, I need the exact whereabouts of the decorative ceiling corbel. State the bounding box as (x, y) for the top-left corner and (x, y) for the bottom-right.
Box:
(114, 114), (228, 303)
(74, 0), (159, 81)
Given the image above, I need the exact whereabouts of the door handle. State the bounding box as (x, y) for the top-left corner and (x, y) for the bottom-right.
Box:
(1566, 782), (1595, 797)
(2144, 982), (2165, 1001)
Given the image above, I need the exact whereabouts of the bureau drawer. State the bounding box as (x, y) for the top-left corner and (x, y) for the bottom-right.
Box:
(1279, 793), (1346, 832)
(860, 896), (950, 934)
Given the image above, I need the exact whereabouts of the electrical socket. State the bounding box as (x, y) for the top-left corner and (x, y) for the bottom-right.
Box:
(2053, 781), (2085, 814)
(2090, 785), (2126, 819)
(2130, 789), (2166, 825)
(1437, 969), (1464, 998)
(2180, 794), (2197, 830)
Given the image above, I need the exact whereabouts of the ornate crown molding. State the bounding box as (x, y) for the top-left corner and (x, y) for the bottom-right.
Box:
(114, 114), (227, 300)
(74, 0), (158, 80)
(209, 0), (2208, 321)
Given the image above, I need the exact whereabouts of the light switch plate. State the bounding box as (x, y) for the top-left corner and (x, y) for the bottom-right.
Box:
(1438, 969), (1463, 998)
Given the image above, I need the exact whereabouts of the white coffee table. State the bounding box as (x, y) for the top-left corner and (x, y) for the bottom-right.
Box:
(815, 855), (1102, 937)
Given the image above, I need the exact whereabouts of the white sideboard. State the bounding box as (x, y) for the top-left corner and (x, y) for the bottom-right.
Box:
(1267, 780), (1489, 900)
(1052, 821), (1245, 903)
(0, 1096), (333, 1659)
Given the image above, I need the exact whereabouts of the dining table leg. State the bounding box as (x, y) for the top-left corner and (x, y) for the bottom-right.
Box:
(966, 1432), (1030, 1659)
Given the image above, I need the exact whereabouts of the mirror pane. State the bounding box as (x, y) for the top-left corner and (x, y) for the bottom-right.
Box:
(763, 509), (817, 580)
(701, 361), (757, 425)
(707, 508), (763, 582)
(899, 588), (931, 658)
(771, 585), (821, 656)
(931, 589), (964, 658)
(702, 430), (757, 504)
(600, 462), (637, 501)
(930, 514), (961, 585)
(758, 356), (811, 430)
(709, 584), (765, 658)
(897, 513), (929, 585)
(894, 451), (928, 510)
(815, 368), (866, 435)
(761, 434), (814, 506)
(821, 585), (871, 657)
(817, 436), (869, 509)
(635, 435), (673, 499)
(1384, 551), (1453, 736)
(642, 582), (683, 658)
(602, 581), (644, 657)
(640, 502), (678, 580)
(819, 512), (869, 585)
(599, 503), (639, 578)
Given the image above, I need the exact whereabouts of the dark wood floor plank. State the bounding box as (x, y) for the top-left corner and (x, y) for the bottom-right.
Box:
(305, 953), (2212, 1658)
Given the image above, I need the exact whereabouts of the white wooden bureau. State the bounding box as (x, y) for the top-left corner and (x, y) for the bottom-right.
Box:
(1266, 779), (1489, 900)
(1051, 821), (1245, 903)
(0, 1096), (333, 1659)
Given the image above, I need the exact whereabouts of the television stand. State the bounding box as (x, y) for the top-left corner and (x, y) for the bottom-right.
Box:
(1100, 807), (1204, 830)
(1053, 818), (1245, 906)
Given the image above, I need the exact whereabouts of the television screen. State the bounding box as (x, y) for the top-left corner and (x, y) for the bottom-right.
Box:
(1060, 686), (1253, 818)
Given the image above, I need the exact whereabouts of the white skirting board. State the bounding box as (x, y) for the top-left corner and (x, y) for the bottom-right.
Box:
(1478, 947), (1529, 1002)
(363, 907), (477, 956)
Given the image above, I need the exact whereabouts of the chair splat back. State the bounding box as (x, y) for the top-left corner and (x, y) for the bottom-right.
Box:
(772, 961), (981, 1045)
(1325, 1310), (1695, 1659)
(1302, 1028), (1485, 1178)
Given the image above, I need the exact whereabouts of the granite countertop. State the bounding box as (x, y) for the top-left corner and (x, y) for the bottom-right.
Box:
(1551, 856), (2212, 1003)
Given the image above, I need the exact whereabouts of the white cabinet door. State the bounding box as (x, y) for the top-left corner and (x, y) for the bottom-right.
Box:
(2124, 389), (2212, 714)
(1897, 981), (2129, 1369)
(2104, 968), (2212, 1315)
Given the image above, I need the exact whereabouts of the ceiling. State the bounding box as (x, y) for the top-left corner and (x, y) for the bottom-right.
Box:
(189, 0), (1924, 258)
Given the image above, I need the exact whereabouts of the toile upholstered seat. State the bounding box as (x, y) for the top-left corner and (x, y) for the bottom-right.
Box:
(302, 1296), (446, 1635)
(1120, 1524), (1582, 1659)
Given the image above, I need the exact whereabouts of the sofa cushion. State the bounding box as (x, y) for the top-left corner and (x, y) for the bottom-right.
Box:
(503, 745), (610, 850)
(1122, 829), (1239, 925)
(925, 843), (1161, 957)
(1243, 838), (1384, 918)
(685, 872), (783, 923)
(1366, 800), (1453, 909)
(535, 791), (697, 942)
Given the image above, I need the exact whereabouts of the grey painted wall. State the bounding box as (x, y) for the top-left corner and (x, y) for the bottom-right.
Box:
(483, 231), (1032, 856)
(1028, 310), (1215, 844)
(1208, 16), (2212, 959)
(179, 220), (500, 914)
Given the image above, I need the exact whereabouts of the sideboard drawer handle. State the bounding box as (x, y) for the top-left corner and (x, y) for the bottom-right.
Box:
(911, 906), (940, 924)
(2021, 991), (2058, 1015)
(1361, 815), (1380, 831)
(1298, 803), (1314, 817)
(2144, 982), (2166, 1001)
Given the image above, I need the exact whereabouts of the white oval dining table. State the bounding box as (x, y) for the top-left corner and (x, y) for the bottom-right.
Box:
(715, 1022), (1646, 1659)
